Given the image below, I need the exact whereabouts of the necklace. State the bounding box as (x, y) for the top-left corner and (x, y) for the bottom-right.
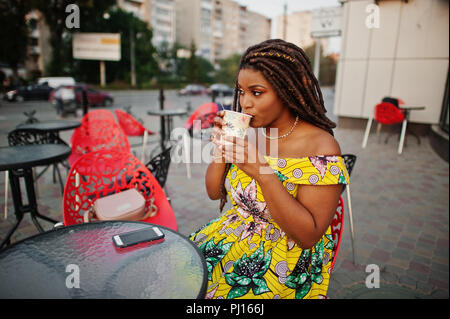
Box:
(261, 116), (299, 140)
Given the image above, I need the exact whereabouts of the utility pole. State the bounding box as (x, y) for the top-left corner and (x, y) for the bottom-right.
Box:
(130, 27), (136, 87)
(313, 39), (321, 80)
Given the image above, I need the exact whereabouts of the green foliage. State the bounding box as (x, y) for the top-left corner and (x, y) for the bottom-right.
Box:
(68, 7), (158, 86)
(304, 43), (337, 86)
(32, 0), (116, 76)
(214, 53), (242, 86)
(155, 40), (214, 88)
(185, 41), (199, 83)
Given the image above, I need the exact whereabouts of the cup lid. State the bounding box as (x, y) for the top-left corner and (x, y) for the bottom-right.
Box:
(224, 110), (253, 117)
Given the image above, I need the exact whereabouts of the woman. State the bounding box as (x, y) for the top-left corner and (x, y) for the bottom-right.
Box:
(190, 39), (349, 299)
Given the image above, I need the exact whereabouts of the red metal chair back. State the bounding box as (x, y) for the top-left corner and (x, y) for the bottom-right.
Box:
(63, 149), (177, 230)
(70, 109), (117, 145)
(184, 102), (218, 130)
(82, 109), (116, 124)
(374, 102), (405, 125)
(69, 118), (130, 166)
(330, 196), (344, 273)
(114, 109), (155, 137)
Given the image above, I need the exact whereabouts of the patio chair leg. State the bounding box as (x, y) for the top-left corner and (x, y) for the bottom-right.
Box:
(141, 130), (148, 163)
(362, 116), (373, 148)
(54, 164), (64, 195)
(183, 132), (191, 179)
(398, 119), (408, 154)
(4, 172), (8, 220)
(346, 185), (356, 265)
(376, 123), (382, 143)
(33, 168), (40, 200)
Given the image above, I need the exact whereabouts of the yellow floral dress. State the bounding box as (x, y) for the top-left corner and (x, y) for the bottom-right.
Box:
(190, 155), (350, 299)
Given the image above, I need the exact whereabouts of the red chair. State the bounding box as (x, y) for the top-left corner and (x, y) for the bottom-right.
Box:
(362, 102), (407, 154)
(375, 102), (405, 124)
(70, 109), (117, 145)
(69, 119), (130, 166)
(63, 149), (177, 231)
(184, 102), (219, 133)
(82, 109), (116, 124)
(114, 109), (156, 162)
(330, 196), (345, 273)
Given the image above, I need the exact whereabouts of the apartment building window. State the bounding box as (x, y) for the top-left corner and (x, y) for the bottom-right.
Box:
(156, 19), (171, 27)
(28, 18), (37, 30)
(156, 7), (169, 15)
(155, 30), (171, 38)
(29, 37), (38, 46)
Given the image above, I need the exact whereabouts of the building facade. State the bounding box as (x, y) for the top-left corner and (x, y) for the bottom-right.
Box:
(22, 10), (51, 79)
(333, 0), (449, 126)
(176, 0), (271, 63)
(175, 0), (214, 60)
(118, 0), (176, 48)
(275, 10), (328, 54)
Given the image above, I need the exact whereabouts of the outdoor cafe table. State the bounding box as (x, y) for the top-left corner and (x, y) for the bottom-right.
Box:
(147, 109), (187, 149)
(0, 144), (72, 250)
(0, 221), (208, 299)
(398, 105), (426, 143)
(397, 105), (426, 154)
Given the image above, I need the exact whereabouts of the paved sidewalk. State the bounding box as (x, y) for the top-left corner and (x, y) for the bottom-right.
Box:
(0, 95), (448, 299)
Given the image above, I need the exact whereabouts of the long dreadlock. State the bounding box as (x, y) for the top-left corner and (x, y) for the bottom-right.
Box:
(219, 39), (336, 211)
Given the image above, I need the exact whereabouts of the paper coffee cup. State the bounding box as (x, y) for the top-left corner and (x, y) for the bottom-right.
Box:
(221, 110), (252, 144)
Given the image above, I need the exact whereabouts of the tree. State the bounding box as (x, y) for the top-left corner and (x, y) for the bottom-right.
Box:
(155, 40), (179, 86)
(0, 0), (32, 85)
(214, 53), (242, 86)
(185, 40), (199, 83)
(66, 7), (157, 86)
(304, 43), (337, 86)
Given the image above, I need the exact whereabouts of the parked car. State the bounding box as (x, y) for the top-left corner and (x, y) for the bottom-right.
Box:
(49, 84), (114, 107)
(207, 83), (234, 97)
(178, 84), (207, 96)
(38, 76), (75, 89)
(4, 82), (53, 102)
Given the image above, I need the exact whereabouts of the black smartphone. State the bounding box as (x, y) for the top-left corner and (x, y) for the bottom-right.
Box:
(112, 226), (165, 248)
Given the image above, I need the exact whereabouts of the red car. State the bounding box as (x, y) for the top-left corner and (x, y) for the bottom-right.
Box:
(49, 84), (114, 107)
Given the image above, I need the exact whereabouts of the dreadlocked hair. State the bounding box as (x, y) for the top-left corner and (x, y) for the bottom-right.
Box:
(219, 39), (336, 212)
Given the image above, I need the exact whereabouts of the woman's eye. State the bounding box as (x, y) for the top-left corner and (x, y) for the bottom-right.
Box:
(253, 91), (262, 96)
(238, 89), (244, 95)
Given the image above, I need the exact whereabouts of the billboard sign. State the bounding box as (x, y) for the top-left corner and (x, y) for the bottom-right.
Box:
(311, 6), (342, 38)
(73, 33), (121, 61)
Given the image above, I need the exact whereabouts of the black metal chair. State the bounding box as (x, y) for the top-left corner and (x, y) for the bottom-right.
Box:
(21, 110), (39, 124)
(7, 129), (67, 194)
(341, 154), (357, 264)
(145, 146), (173, 189)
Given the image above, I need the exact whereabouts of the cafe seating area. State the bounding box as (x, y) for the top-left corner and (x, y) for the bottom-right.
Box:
(0, 106), (195, 298)
(1, 108), (179, 241)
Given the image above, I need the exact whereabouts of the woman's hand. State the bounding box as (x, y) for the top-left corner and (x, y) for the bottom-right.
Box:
(210, 111), (226, 163)
(220, 135), (270, 181)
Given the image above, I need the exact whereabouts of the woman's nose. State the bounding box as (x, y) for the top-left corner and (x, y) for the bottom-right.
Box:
(240, 94), (253, 109)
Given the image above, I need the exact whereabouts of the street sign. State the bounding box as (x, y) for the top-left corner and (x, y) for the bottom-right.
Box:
(311, 6), (342, 38)
(72, 33), (121, 61)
